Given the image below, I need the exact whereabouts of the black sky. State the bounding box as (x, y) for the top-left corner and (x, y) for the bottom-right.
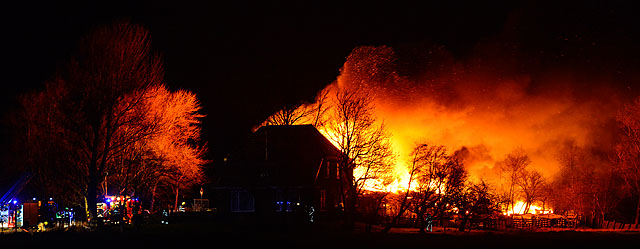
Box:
(1, 0), (639, 163)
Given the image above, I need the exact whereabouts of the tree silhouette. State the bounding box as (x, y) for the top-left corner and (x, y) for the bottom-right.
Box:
(261, 87), (331, 127)
(615, 97), (640, 225)
(516, 169), (546, 214)
(15, 22), (206, 223)
(382, 143), (467, 233)
(322, 85), (395, 230)
(454, 180), (499, 232)
(498, 148), (530, 213)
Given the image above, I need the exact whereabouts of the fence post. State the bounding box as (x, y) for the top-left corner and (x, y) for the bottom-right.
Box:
(612, 220), (616, 230)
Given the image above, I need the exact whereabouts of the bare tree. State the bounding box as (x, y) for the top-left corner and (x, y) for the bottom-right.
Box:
(105, 85), (207, 211)
(454, 180), (499, 232)
(615, 97), (640, 225)
(15, 22), (206, 223)
(553, 142), (588, 215)
(552, 141), (621, 227)
(322, 85), (395, 230)
(264, 102), (317, 126)
(592, 166), (624, 227)
(382, 143), (467, 233)
(261, 87), (331, 127)
(498, 148), (530, 213)
(62, 22), (164, 222)
(311, 87), (331, 127)
(17, 88), (87, 207)
(412, 145), (450, 233)
(516, 169), (546, 214)
(382, 143), (427, 232)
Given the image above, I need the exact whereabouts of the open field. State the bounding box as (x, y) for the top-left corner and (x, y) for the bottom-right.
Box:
(2, 223), (640, 249)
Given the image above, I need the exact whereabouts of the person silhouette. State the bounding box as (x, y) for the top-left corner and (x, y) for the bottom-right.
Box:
(425, 213), (433, 232)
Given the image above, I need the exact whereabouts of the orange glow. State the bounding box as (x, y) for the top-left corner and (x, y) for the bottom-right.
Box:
(265, 45), (621, 200)
(318, 126), (415, 193)
(505, 201), (553, 215)
(327, 45), (620, 192)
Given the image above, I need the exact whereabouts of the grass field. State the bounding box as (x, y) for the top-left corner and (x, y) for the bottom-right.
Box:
(2, 223), (640, 249)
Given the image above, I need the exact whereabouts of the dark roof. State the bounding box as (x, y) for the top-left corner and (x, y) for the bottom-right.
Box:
(253, 124), (342, 159)
(221, 125), (342, 187)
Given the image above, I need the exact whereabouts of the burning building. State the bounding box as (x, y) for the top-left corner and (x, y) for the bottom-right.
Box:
(212, 125), (349, 228)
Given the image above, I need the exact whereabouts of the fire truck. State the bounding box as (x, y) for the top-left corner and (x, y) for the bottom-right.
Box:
(97, 195), (141, 224)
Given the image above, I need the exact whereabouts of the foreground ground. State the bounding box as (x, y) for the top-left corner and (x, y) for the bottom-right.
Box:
(2, 223), (640, 249)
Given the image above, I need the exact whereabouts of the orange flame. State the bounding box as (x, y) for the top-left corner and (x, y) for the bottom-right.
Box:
(505, 201), (553, 215)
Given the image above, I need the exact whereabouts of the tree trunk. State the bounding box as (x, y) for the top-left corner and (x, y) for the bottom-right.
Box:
(150, 181), (158, 212)
(87, 155), (99, 225)
(173, 176), (184, 212)
(84, 196), (89, 222)
(174, 187), (180, 212)
(635, 196), (640, 225)
(382, 191), (410, 233)
(417, 198), (427, 233)
(343, 184), (357, 231)
(459, 215), (469, 232)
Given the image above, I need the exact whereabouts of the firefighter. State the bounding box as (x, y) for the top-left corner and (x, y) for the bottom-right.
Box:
(425, 213), (433, 232)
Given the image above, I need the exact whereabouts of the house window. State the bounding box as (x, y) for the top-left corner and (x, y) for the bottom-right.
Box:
(231, 190), (255, 212)
(320, 190), (326, 210)
(336, 163), (340, 179)
(275, 190), (283, 212)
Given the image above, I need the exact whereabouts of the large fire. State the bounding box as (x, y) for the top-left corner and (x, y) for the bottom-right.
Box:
(506, 201), (553, 215)
(276, 44), (623, 213)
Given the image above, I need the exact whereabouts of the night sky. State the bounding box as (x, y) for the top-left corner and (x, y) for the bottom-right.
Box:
(1, 0), (639, 164)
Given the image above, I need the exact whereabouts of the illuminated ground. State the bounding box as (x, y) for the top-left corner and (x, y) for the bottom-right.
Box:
(2, 223), (640, 249)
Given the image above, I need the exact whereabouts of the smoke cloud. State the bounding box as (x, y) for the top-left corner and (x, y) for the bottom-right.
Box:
(329, 35), (632, 185)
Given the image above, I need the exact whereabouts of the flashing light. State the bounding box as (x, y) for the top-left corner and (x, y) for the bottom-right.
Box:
(49, 197), (53, 201)
(106, 198), (111, 203)
(12, 199), (17, 205)
(33, 197), (36, 201)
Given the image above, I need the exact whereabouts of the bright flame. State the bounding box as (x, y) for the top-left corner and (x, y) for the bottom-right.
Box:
(275, 44), (621, 205)
(505, 201), (553, 215)
(318, 126), (415, 193)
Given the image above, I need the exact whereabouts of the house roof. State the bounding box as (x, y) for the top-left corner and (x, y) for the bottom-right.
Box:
(221, 124), (342, 187)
